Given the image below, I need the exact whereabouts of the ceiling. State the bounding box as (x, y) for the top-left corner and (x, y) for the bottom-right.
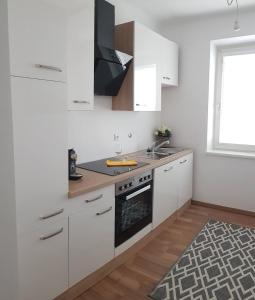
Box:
(123, 0), (255, 22)
(47, 0), (255, 21)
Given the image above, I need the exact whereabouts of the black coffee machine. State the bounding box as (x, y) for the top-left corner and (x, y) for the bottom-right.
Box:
(68, 149), (83, 181)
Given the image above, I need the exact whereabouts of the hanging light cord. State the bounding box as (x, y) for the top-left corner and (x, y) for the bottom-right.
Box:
(227, 0), (239, 18)
(227, 0), (240, 31)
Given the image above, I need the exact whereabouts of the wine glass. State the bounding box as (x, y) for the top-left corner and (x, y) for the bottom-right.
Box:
(115, 142), (122, 160)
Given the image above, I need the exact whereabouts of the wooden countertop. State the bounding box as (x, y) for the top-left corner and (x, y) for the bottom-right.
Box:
(69, 149), (193, 199)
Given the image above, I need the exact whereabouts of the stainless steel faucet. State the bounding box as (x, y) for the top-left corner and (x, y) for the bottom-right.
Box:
(148, 140), (170, 153)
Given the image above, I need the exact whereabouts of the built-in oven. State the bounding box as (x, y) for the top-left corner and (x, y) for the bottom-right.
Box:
(115, 170), (153, 247)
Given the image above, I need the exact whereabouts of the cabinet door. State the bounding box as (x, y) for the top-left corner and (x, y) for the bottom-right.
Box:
(11, 77), (68, 233)
(161, 39), (179, 87)
(153, 160), (178, 228)
(67, 0), (94, 111)
(8, 0), (66, 82)
(134, 22), (161, 111)
(69, 192), (115, 286)
(178, 154), (193, 208)
(18, 219), (68, 300)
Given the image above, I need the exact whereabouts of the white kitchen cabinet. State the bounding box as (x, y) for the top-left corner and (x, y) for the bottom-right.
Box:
(133, 22), (162, 111)
(69, 185), (115, 286)
(153, 153), (193, 228)
(18, 218), (68, 300)
(153, 160), (179, 228)
(67, 0), (94, 111)
(8, 0), (66, 82)
(113, 21), (179, 111)
(177, 153), (193, 208)
(159, 37), (179, 87)
(113, 22), (162, 111)
(11, 77), (68, 233)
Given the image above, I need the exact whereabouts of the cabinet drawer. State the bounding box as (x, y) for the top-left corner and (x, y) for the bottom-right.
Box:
(8, 0), (66, 82)
(67, 185), (115, 215)
(18, 219), (68, 300)
(155, 159), (178, 175)
(69, 196), (114, 286)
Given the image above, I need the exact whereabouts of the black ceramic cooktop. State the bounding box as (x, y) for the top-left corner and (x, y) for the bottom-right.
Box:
(78, 157), (149, 176)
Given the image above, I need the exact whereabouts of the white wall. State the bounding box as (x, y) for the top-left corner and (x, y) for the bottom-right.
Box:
(160, 10), (255, 212)
(68, 100), (160, 162)
(0, 0), (18, 299)
(68, 1), (161, 163)
(109, 0), (159, 30)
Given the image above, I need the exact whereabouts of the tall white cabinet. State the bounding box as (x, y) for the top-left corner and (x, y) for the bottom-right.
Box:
(17, 219), (68, 300)
(11, 78), (68, 234)
(8, 0), (67, 82)
(7, 0), (69, 299)
(67, 1), (94, 111)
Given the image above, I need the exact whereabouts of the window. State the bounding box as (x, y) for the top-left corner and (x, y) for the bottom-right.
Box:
(208, 39), (255, 154)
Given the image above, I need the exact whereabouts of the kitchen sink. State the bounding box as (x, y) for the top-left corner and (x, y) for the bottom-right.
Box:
(145, 152), (171, 160)
(145, 147), (185, 160)
(156, 147), (184, 154)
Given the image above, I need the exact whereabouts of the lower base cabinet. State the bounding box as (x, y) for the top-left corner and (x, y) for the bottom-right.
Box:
(16, 154), (192, 299)
(68, 186), (115, 286)
(177, 153), (193, 208)
(153, 153), (193, 228)
(18, 219), (68, 300)
(153, 160), (179, 228)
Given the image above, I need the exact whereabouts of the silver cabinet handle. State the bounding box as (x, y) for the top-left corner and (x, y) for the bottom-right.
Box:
(180, 159), (187, 164)
(96, 206), (112, 216)
(35, 64), (63, 72)
(73, 100), (90, 104)
(85, 194), (103, 203)
(39, 208), (64, 220)
(164, 166), (174, 172)
(40, 227), (63, 241)
(136, 104), (147, 107)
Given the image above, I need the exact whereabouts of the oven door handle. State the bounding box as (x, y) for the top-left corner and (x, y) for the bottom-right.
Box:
(126, 185), (151, 201)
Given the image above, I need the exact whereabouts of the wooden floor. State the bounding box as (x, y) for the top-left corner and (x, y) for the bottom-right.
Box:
(76, 204), (255, 300)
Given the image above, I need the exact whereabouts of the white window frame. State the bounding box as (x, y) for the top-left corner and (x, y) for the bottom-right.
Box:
(213, 43), (255, 153)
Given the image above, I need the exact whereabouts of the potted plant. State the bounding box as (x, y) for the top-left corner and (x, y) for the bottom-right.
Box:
(154, 125), (172, 145)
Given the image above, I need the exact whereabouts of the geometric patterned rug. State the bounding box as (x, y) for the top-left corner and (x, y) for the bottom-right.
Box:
(150, 219), (255, 300)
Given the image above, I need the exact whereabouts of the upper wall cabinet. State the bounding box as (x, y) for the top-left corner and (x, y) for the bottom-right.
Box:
(134, 22), (162, 111)
(113, 22), (161, 112)
(67, 0), (94, 111)
(8, 0), (66, 82)
(159, 37), (179, 87)
(113, 21), (179, 112)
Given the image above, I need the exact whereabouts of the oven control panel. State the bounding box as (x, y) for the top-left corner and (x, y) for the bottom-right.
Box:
(115, 170), (153, 196)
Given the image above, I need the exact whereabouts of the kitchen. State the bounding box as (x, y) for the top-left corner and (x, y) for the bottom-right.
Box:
(1, 0), (255, 300)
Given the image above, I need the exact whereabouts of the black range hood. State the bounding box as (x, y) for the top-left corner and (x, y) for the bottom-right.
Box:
(94, 0), (133, 96)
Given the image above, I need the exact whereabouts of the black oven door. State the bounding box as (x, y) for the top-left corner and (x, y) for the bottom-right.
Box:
(115, 182), (153, 247)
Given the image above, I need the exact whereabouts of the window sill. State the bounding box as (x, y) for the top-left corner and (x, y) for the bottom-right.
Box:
(206, 149), (255, 159)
